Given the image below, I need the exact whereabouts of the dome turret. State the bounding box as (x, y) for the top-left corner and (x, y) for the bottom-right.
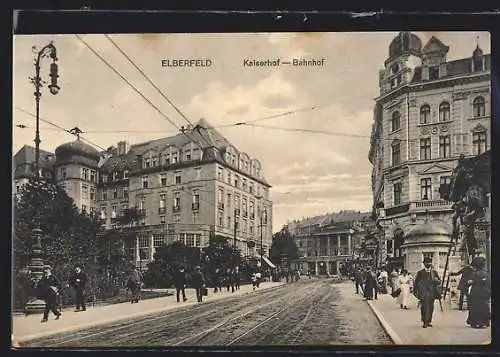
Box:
(401, 221), (452, 249)
(55, 138), (100, 168)
(388, 32), (423, 59)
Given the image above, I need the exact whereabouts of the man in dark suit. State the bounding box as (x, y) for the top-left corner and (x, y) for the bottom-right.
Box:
(191, 266), (205, 303)
(69, 266), (87, 312)
(36, 265), (62, 323)
(173, 266), (188, 303)
(413, 257), (441, 328)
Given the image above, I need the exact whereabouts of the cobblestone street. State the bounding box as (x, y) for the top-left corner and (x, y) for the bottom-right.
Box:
(19, 280), (391, 347)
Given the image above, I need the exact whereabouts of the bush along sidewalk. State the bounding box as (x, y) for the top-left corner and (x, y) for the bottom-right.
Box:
(14, 288), (174, 313)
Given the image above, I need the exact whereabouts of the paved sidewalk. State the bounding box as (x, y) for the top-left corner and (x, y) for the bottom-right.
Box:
(12, 282), (284, 344)
(365, 292), (491, 345)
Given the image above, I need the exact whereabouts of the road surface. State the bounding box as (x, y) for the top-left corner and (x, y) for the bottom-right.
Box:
(22, 279), (391, 347)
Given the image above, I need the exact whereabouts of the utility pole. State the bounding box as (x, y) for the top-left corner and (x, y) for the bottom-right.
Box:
(260, 212), (264, 268)
(233, 208), (238, 248)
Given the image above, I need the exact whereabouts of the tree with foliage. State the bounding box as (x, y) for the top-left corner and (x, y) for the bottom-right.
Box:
(202, 235), (242, 284)
(13, 179), (101, 309)
(270, 227), (300, 269)
(143, 241), (201, 288)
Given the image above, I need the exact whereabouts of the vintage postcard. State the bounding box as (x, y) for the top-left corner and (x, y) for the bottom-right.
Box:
(12, 32), (491, 348)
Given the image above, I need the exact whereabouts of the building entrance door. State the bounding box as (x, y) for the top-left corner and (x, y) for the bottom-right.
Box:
(318, 261), (327, 275)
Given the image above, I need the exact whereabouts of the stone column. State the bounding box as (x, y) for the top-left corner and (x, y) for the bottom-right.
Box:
(348, 234), (352, 256)
(327, 236), (331, 257)
(315, 261), (318, 275)
(337, 234), (341, 255)
(336, 261), (340, 275)
(326, 261), (330, 275)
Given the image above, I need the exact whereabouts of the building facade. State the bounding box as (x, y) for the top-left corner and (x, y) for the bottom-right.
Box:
(368, 32), (491, 271)
(13, 119), (273, 270)
(286, 211), (373, 275)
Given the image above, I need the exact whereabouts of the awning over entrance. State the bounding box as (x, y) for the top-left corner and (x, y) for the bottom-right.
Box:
(262, 255), (277, 268)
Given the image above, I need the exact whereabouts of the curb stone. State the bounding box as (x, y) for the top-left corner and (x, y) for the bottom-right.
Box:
(364, 297), (403, 345)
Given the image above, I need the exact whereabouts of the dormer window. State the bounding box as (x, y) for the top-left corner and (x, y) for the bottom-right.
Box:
(144, 159), (151, 168)
(113, 171), (119, 181)
(152, 157), (157, 167)
(429, 66), (439, 80)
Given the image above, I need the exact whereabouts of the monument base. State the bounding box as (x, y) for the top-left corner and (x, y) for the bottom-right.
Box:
(24, 298), (46, 315)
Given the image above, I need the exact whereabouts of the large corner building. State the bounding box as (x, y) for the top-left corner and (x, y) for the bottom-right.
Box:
(369, 32), (491, 274)
(14, 119), (273, 270)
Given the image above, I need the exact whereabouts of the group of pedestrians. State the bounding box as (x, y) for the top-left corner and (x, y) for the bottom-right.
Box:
(212, 267), (242, 294)
(35, 265), (88, 323)
(353, 256), (490, 330)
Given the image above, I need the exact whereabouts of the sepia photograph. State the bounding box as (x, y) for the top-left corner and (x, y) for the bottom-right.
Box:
(12, 31), (491, 348)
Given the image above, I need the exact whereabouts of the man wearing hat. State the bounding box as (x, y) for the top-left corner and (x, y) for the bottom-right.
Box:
(36, 265), (62, 323)
(69, 266), (88, 312)
(173, 266), (188, 303)
(413, 257), (441, 328)
(191, 266), (205, 303)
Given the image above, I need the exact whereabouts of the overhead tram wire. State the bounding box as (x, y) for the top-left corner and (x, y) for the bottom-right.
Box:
(207, 92), (379, 130)
(74, 35), (196, 146)
(14, 106), (108, 152)
(101, 34), (211, 150)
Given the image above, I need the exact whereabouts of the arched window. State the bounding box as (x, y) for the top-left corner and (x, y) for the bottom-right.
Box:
(472, 125), (488, 155)
(473, 96), (485, 118)
(391, 111), (401, 132)
(420, 104), (431, 124)
(439, 102), (450, 122)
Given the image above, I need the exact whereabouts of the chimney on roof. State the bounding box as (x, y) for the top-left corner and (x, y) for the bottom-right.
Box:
(117, 141), (130, 156)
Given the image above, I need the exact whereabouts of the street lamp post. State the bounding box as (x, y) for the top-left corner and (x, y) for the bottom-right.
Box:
(24, 42), (60, 314)
(30, 41), (60, 178)
(24, 228), (47, 314)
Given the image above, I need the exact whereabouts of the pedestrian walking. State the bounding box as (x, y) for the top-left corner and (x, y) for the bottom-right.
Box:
(251, 273), (258, 290)
(354, 268), (363, 295)
(390, 269), (399, 294)
(450, 263), (475, 311)
(397, 270), (412, 309)
(126, 267), (144, 304)
(225, 268), (232, 292)
(255, 271), (262, 288)
(378, 269), (389, 294)
(363, 268), (376, 300)
(213, 268), (223, 293)
(68, 266), (87, 312)
(36, 265), (62, 323)
(233, 267), (241, 291)
(173, 266), (188, 303)
(413, 257), (441, 328)
(191, 266), (206, 303)
(466, 257), (490, 328)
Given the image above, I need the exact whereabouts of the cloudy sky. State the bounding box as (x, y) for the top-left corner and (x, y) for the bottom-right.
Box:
(13, 32), (490, 231)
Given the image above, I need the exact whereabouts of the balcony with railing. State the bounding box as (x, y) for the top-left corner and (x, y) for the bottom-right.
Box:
(218, 202), (224, 211)
(172, 205), (181, 212)
(410, 199), (453, 211)
(192, 202), (200, 211)
(384, 199), (453, 217)
(158, 207), (166, 214)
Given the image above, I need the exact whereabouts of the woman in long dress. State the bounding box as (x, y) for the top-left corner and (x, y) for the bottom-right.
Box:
(466, 257), (490, 328)
(397, 270), (412, 309)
